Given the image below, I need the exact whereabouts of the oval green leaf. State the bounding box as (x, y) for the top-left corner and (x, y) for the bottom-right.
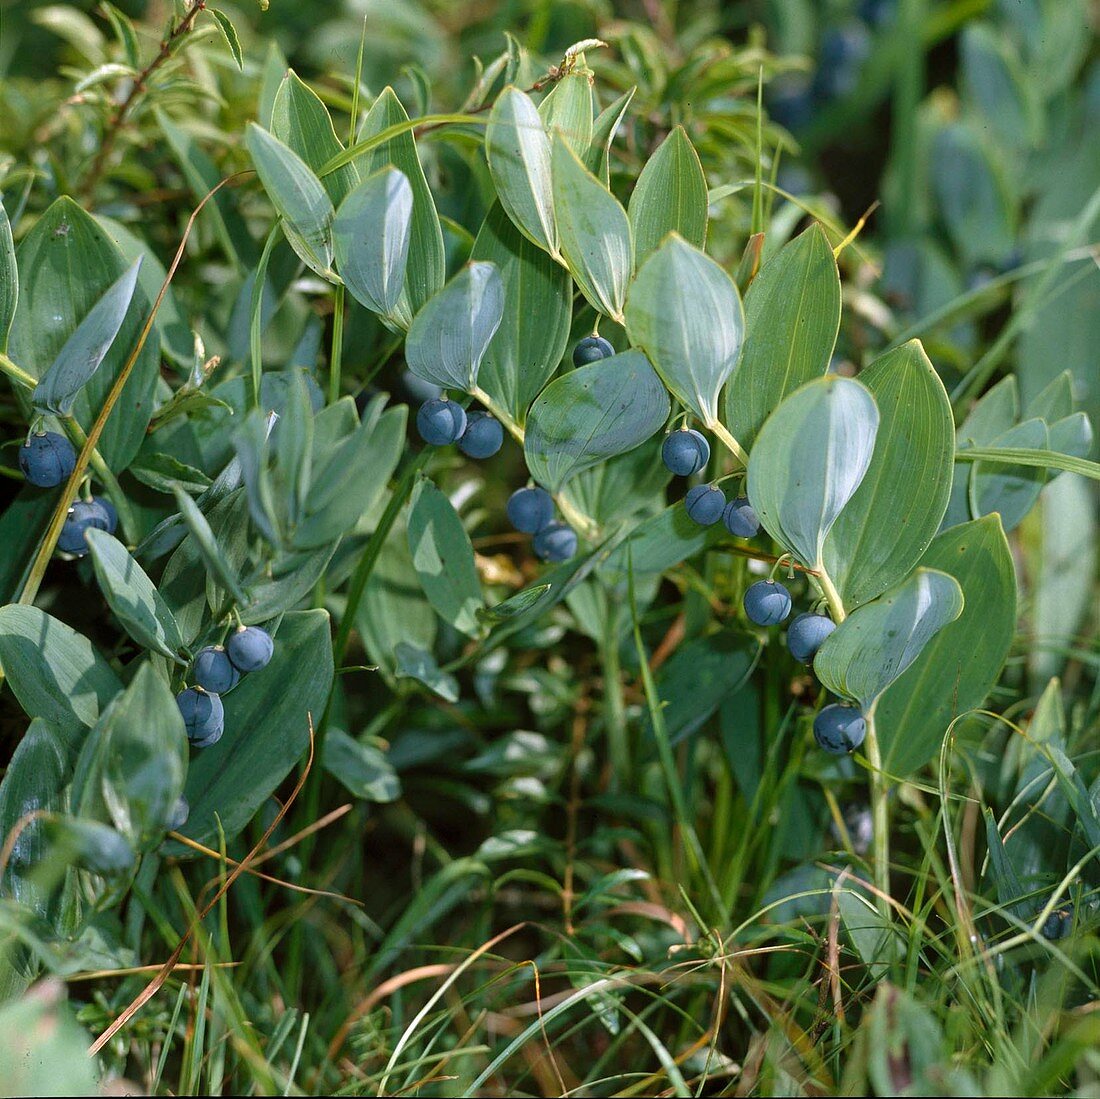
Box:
(485, 86), (557, 256)
(625, 233), (744, 428)
(875, 515), (1016, 775)
(84, 529), (187, 664)
(176, 609), (334, 848)
(628, 126), (708, 264)
(333, 167), (413, 321)
(0, 605), (121, 750)
(551, 135), (632, 322)
(814, 568), (965, 711)
(8, 197), (160, 471)
(822, 340), (955, 608)
(32, 255), (142, 417)
(747, 376), (879, 569)
(722, 224), (841, 450)
(0, 197), (16, 352)
(470, 202), (572, 426)
(404, 261), (504, 392)
(357, 87), (445, 314)
(524, 350), (671, 493)
(969, 416), (1048, 531)
(407, 477), (485, 638)
(245, 122), (336, 278)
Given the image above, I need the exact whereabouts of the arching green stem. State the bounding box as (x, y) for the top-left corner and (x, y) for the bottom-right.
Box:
(708, 419), (749, 467)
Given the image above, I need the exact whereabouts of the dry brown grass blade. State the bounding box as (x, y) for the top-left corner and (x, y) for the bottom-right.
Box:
(87, 713), (317, 1057)
(171, 830), (363, 906)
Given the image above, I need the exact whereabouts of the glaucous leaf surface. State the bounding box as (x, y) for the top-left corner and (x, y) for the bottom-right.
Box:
(97, 663), (187, 849)
(8, 197), (160, 471)
(394, 641), (460, 702)
(356, 87), (445, 314)
(722, 224), (840, 450)
(628, 126), (708, 264)
(176, 610), (334, 848)
(171, 485), (249, 606)
(85, 530), (187, 664)
(524, 351), (671, 493)
(969, 416), (1048, 530)
(747, 376), (879, 569)
(271, 69), (359, 204)
(943, 375), (1019, 528)
(585, 88), (635, 184)
(814, 568), (965, 710)
(538, 69), (594, 155)
(876, 516), (1016, 775)
(551, 135), (633, 321)
(485, 87), (557, 256)
(407, 478), (485, 637)
(470, 202), (572, 426)
(0, 605), (121, 751)
(245, 123), (336, 278)
(332, 167), (413, 322)
(32, 256), (142, 417)
(822, 341), (955, 607)
(0, 719), (69, 917)
(404, 262), (504, 392)
(625, 234), (743, 428)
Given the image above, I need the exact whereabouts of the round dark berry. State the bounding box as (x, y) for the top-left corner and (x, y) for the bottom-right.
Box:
(192, 646), (241, 694)
(416, 398), (467, 445)
(88, 497), (117, 535)
(227, 626), (274, 673)
(533, 521), (577, 562)
(177, 687), (225, 747)
(458, 411), (504, 459)
(661, 429), (710, 476)
(723, 496), (760, 538)
(507, 486), (554, 534)
(786, 612), (837, 663)
(1041, 906), (1073, 941)
(57, 499), (111, 556)
(19, 431), (76, 488)
(572, 335), (615, 366)
(684, 484), (726, 526)
(813, 704), (867, 755)
(743, 579), (792, 625)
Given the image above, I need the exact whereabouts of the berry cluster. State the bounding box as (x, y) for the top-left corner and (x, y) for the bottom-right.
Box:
(411, 335), (622, 566)
(18, 430), (119, 555)
(664, 428), (863, 757)
(175, 626), (275, 749)
(416, 399), (504, 458)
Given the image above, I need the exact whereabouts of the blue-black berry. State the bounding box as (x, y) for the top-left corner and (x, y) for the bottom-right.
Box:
(787, 612), (836, 663)
(458, 411), (504, 459)
(723, 496), (759, 538)
(192, 646), (241, 694)
(416, 398), (467, 446)
(227, 626), (274, 673)
(662, 429), (710, 476)
(813, 704), (866, 755)
(507, 486), (554, 534)
(1041, 906), (1073, 941)
(19, 431), (76, 488)
(743, 579), (792, 625)
(684, 484), (725, 526)
(177, 687), (225, 748)
(534, 521), (577, 562)
(572, 335), (614, 366)
(57, 500), (112, 556)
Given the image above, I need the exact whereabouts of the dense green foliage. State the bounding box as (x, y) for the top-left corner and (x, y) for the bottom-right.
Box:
(0, 1), (1097, 1094)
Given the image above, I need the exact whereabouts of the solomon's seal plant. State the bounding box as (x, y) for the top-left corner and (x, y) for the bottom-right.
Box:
(0, 1), (1096, 1092)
